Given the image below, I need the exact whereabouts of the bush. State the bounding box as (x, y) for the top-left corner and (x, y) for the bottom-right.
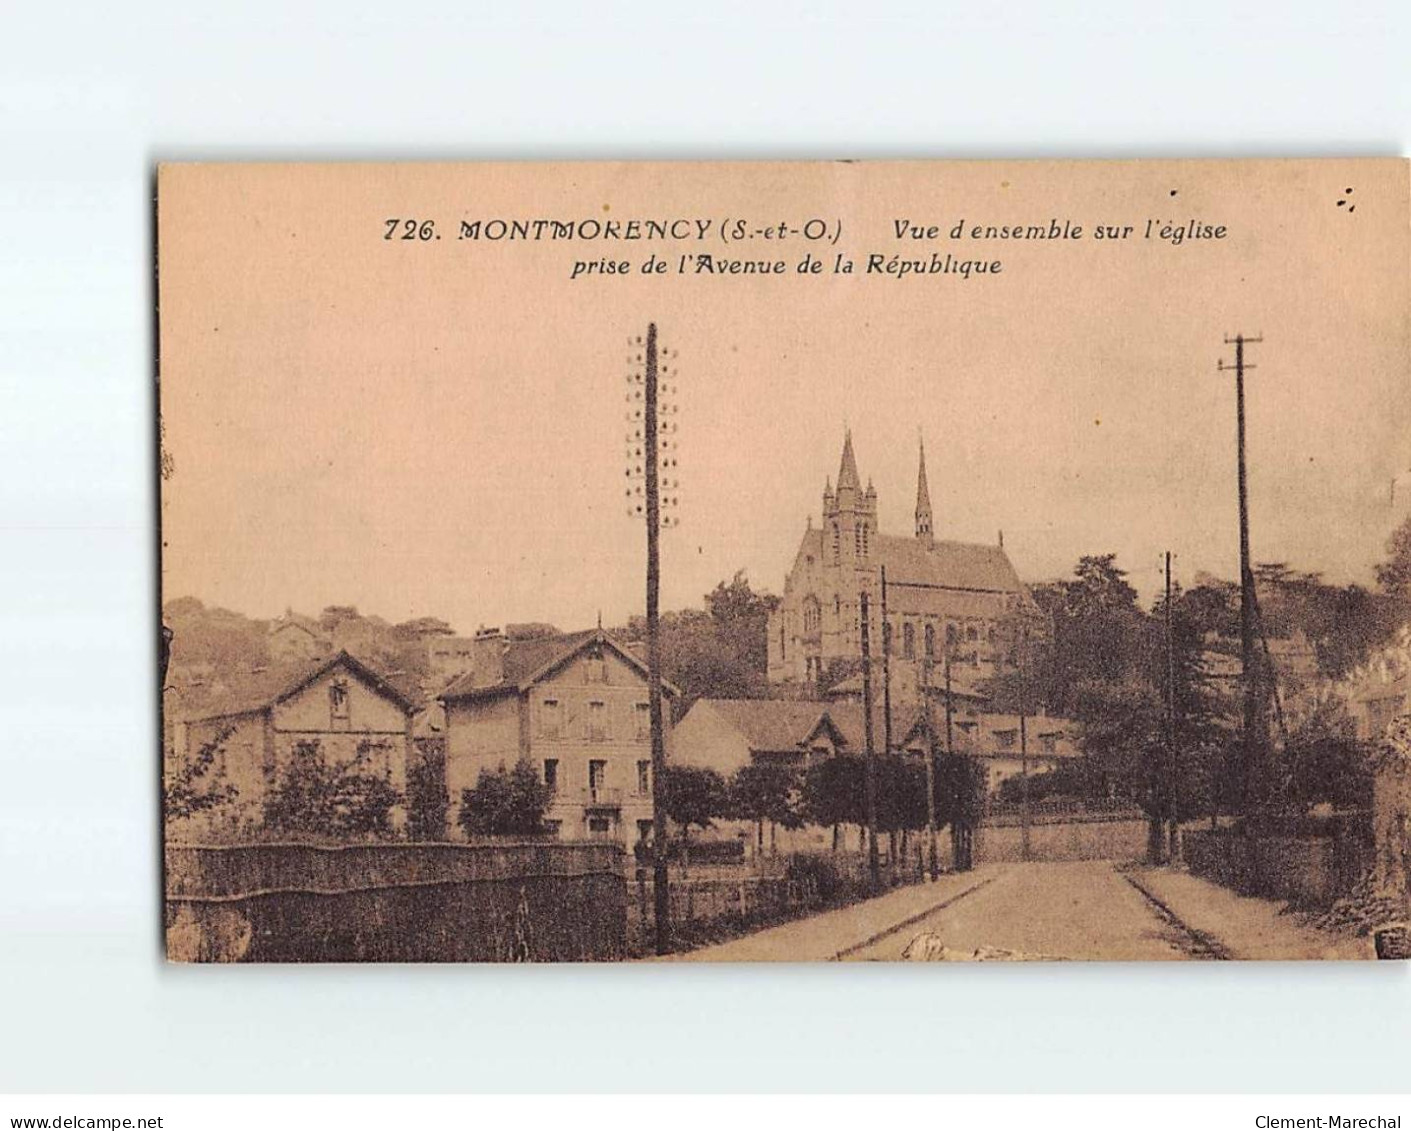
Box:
(263, 739), (402, 840)
(785, 853), (848, 903)
(458, 759), (550, 837)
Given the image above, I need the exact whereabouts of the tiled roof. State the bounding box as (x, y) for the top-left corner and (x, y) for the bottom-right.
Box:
(177, 651), (415, 722)
(824, 702), (922, 751)
(439, 628), (677, 701)
(697, 699), (830, 753)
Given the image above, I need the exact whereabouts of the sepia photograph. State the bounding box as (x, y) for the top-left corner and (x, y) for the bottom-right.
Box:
(156, 158), (1411, 963)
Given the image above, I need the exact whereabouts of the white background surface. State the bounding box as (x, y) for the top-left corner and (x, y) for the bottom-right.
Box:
(2, 0), (1408, 1094)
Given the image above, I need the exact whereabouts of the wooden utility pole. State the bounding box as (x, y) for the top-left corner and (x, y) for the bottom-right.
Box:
(1018, 627), (1032, 863)
(1165, 550), (1181, 864)
(860, 591), (880, 890)
(944, 645), (967, 871)
(880, 566), (893, 758)
(643, 322), (670, 955)
(921, 653), (938, 880)
(1019, 711), (1031, 862)
(1218, 333), (1266, 816)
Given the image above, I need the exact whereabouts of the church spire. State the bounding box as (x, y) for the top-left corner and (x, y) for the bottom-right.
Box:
(915, 435), (934, 544)
(837, 428), (861, 493)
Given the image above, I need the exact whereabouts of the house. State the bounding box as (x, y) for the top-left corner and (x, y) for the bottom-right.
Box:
(671, 699), (839, 774)
(438, 627), (677, 846)
(266, 609), (329, 663)
(947, 711), (1081, 793)
(173, 650), (417, 831)
(1340, 625), (1411, 742)
(426, 635), (480, 681)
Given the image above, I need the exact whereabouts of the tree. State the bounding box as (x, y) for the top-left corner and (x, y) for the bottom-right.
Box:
(406, 738), (449, 841)
(801, 753), (867, 849)
(935, 751), (986, 871)
(661, 765), (728, 867)
(458, 759), (550, 837)
(165, 724), (239, 821)
(659, 608), (767, 706)
(1276, 699), (1372, 812)
(318, 605), (361, 632)
(1070, 677), (1166, 855)
(1376, 515), (1411, 598)
(263, 739), (402, 840)
(705, 570), (780, 676)
(393, 617), (456, 640)
(728, 761), (803, 854)
(616, 572), (782, 709)
(876, 753), (928, 836)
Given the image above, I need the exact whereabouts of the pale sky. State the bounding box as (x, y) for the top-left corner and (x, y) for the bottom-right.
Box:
(158, 160), (1410, 632)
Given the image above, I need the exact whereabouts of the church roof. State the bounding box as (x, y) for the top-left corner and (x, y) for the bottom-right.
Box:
(874, 534), (1024, 594)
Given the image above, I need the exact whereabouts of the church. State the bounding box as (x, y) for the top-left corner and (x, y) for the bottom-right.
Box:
(766, 431), (1043, 697)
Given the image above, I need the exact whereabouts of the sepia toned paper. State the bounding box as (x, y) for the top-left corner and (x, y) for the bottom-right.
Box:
(158, 159), (1411, 962)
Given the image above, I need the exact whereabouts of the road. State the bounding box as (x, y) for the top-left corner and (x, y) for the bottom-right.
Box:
(843, 861), (1214, 961)
(671, 858), (1364, 962)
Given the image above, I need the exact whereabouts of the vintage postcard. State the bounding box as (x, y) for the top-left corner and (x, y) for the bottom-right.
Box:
(158, 159), (1411, 962)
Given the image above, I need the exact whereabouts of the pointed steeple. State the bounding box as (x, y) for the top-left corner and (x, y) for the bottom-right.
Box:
(915, 435), (934, 544)
(837, 429), (861, 493)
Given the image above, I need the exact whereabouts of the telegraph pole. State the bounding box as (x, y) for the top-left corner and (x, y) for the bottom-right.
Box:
(644, 324), (671, 953)
(1020, 711), (1031, 862)
(921, 653), (938, 881)
(1218, 333), (1266, 816)
(860, 591), (880, 890)
(880, 566), (893, 757)
(1165, 550), (1181, 863)
(626, 324), (679, 955)
(944, 644), (966, 871)
(1018, 628), (1031, 863)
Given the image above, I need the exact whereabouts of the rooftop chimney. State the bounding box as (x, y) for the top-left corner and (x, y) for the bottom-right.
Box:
(470, 626), (507, 688)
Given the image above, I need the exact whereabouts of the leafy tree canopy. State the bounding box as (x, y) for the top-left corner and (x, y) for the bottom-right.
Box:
(458, 759), (550, 837)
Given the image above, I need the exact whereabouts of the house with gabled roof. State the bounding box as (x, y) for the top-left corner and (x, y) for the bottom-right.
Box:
(671, 699), (841, 775)
(266, 608), (329, 663)
(438, 627), (678, 846)
(172, 650), (417, 834)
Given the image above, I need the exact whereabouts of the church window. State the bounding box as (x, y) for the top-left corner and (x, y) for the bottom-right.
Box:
(802, 597), (821, 636)
(966, 625), (979, 642)
(924, 624), (935, 659)
(902, 623), (915, 659)
(882, 621), (892, 655)
(832, 522), (840, 563)
(945, 623), (958, 647)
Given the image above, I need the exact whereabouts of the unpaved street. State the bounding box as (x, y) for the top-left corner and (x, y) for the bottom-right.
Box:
(845, 861), (1210, 961)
